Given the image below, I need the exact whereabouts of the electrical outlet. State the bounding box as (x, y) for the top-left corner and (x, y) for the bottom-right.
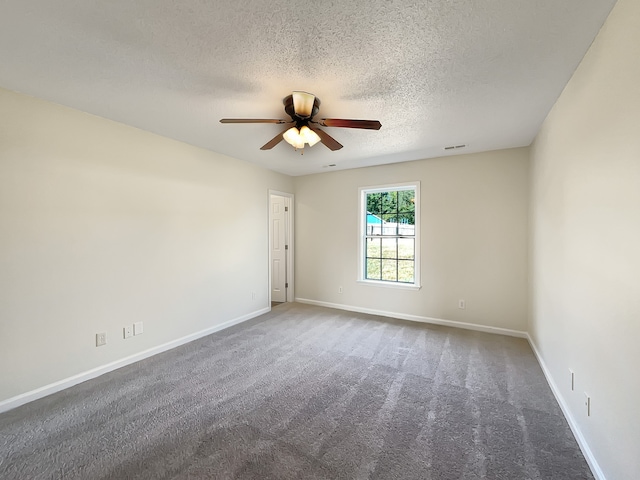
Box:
(569, 369), (575, 391)
(123, 326), (133, 339)
(458, 299), (466, 309)
(585, 393), (591, 416)
(96, 332), (107, 347)
(338, 286), (343, 294)
(134, 322), (143, 336)
(251, 291), (256, 301)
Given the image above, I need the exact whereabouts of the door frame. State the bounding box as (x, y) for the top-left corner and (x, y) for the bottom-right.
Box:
(268, 190), (294, 304)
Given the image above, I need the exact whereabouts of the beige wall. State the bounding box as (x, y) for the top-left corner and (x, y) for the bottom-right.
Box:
(294, 148), (530, 332)
(0, 88), (293, 403)
(3, 2), (637, 474)
(529, 0), (640, 478)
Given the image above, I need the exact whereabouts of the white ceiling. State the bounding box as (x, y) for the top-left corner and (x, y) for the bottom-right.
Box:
(0, 1), (617, 176)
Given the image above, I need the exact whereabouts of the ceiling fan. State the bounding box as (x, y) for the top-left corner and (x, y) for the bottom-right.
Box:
(220, 91), (381, 153)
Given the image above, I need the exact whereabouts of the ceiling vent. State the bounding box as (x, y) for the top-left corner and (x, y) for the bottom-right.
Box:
(444, 144), (466, 150)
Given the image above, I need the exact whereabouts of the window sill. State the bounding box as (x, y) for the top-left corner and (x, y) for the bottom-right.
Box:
(357, 280), (422, 291)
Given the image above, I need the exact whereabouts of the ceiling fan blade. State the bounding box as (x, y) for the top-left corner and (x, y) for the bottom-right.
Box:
(309, 126), (343, 151)
(319, 118), (382, 130)
(220, 118), (288, 124)
(260, 127), (291, 150)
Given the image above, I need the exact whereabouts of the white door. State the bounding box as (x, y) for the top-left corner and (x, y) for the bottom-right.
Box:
(270, 194), (289, 302)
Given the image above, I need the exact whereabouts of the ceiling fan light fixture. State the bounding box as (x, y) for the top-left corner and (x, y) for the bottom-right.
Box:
(292, 91), (315, 118)
(283, 125), (321, 150)
(283, 127), (305, 149)
(300, 125), (321, 147)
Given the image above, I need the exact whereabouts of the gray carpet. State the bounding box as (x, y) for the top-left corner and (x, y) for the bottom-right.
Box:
(0, 303), (593, 479)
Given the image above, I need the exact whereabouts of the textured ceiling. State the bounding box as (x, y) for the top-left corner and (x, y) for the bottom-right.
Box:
(0, 0), (617, 176)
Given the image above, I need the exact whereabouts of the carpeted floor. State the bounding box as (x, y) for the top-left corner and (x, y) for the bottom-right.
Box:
(0, 303), (593, 479)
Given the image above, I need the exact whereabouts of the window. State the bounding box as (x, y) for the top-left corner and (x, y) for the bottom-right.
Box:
(359, 182), (420, 288)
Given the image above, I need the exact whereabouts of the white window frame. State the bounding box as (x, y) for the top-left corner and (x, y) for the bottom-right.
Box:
(358, 182), (421, 290)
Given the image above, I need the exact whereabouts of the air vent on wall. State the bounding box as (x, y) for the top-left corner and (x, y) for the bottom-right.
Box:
(444, 144), (467, 150)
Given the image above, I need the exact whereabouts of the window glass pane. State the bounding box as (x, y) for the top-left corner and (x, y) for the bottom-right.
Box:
(382, 213), (398, 224)
(398, 260), (414, 283)
(397, 215), (415, 237)
(398, 238), (414, 260)
(381, 214), (398, 234)
(380, 191), (398, 214)
(381, 238), (397, 258)
(366, 258), (381, 280)
(366, 192), (382, 215)
(399, 190), (416, 213)
(381, 259), (398, 281)
(366, 238), (381, 258)
(366, 213), (383, 235)
(398, 213), (415, 228)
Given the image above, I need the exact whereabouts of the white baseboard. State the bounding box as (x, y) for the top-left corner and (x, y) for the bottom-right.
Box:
(0, 306), (270, 414)
(295, 298), (527, 338)
(526, 334), (606, 480)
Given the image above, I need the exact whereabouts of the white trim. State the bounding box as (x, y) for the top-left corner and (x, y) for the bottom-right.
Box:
(295, 298), (527, 338)
(356, 279), (422, 291)
(0, 307), (269, 414)
(526, 334), (606, 480)
(360, 181), (419, 193)
(268, 190), (295, 303)
(358, 181), (421, 288)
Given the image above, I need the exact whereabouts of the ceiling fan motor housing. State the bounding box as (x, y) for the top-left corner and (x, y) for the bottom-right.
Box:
(283, 94), (320, 121)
